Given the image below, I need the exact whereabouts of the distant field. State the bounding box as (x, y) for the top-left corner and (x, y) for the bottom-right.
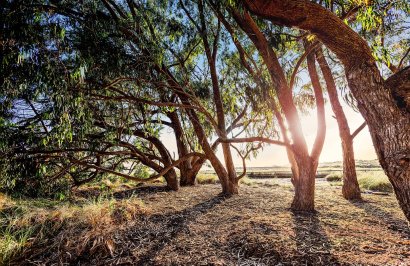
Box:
(199, 159), (383, 177)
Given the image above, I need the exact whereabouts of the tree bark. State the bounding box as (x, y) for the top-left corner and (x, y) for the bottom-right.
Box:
(291, 156), (316, 211)
(315, 48), (361, 200)
(185, 107), (238, 194)
(166, 110), (197, 186)
(243, 0), (410, 221)
(341, 136), (361, 199)
(164, 169), (179, 191)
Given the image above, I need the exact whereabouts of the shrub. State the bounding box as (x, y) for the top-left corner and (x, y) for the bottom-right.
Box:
(239, 176), (256, 186)
(196, 174), (219, 184)
(325, 172), (342, 182)
(358, 172), (393, 193)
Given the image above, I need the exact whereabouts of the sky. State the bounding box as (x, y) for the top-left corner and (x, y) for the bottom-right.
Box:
(160, 101), (378, 168)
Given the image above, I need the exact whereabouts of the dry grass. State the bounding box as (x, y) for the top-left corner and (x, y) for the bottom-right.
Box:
(2, 180), (410, 265)
(325, 172), (342, 182)
(196, 174), (255, 186)
(0, 193), (147, 265)
(196, 173), (219, 184)
(358, 171), (393, 193)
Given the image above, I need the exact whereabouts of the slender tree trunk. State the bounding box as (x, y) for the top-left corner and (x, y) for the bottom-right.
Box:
(315, 48), (361, 200)
(341, 136), (361, 199)
(185, 107), (237, 194)
(199, 0), (239, 193)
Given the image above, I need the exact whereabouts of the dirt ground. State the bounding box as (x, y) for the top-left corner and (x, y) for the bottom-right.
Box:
(17, 180), (410, 266)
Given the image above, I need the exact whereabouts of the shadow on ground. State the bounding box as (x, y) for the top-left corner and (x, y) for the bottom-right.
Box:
(292, 211), (341, 265)
(352, 200), (410, 239)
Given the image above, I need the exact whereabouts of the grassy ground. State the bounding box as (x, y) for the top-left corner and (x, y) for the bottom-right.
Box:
(325, 171), (393, 193)
(1, 179), (409, 265)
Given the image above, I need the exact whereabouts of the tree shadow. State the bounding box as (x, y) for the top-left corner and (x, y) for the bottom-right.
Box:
(291, 211), (340, 265)
(133, 195), (227, 265)
(352, 200), (410, 239)
(113, 185), (170, 199)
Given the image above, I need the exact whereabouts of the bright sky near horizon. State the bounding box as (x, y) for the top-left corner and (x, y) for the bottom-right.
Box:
(160, 102), (378, 168)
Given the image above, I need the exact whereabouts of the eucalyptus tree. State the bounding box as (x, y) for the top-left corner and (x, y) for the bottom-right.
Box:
(308, 0), (410, 200)
(239, 0), (410, 220)
(0, 0), (198, 193)
(1, 0), (270, 195)
(214, 6), (327, 210)
(0, 0), (97, 195)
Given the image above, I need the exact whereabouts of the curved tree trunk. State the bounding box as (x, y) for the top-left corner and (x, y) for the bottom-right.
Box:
(315, 48), (361, 200)
(243, 0), (410, 221)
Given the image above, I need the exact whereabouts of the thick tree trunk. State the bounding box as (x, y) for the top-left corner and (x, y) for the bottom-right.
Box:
(315, 48), (361, 200)
(180, 167), (197, 186)
(244, 0), (410, 221)
(292, 156), (316, 211)
(164, 169), (179, 191)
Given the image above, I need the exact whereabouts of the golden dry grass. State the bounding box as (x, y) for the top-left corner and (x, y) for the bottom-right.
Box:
(0, 194), (147, 265)
(2, 180), (409, 265)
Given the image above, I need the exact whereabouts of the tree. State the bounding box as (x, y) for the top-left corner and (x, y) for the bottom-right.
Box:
(223, 7), (327, 211)
(241, 0), (410, 220)
(315, 47), (365, 200)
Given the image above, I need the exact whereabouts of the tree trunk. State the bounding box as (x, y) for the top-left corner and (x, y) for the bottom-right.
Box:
(180, 167), (197, 186)
(199, 0), (239, 193)
(184, 107), (235, 195)
(292, 156), (316, 211)
(341, 136), (361, 200)
(232, 10), (322, 211)
(225, 178), (239, 194)
(315, 48), (361, 200)
(164, 169), (179, 191)
(166, 110), (197, 187)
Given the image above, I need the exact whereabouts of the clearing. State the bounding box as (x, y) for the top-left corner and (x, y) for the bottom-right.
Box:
(7, 179), (410, 265)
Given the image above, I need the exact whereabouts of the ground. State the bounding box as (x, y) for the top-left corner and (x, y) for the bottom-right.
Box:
(7, 179), (410, 265)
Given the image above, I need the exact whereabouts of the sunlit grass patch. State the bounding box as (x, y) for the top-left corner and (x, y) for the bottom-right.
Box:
(239, 176), (257, 186)
(325, 172), (342, 182)
(358, 171), (393, 193)
(196, 174), (219, 184)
